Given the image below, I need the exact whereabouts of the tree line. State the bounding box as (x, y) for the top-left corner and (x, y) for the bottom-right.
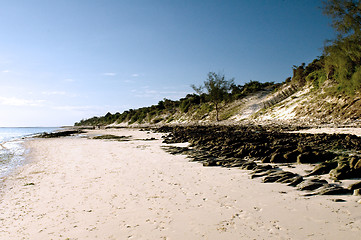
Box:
(75, 78), (276, 126)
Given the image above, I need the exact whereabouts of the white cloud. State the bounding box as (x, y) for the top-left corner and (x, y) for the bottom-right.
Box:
(52, 104), (127, 117)
(131, 73), (140, 77)
(131, 87), (191, 100)
(2, 70), (10, 73)
(64, 78), (74, 82)
(42, 91), (67, 95)
(0, 97), (45, 107)
(123, 79), (135, 83)
(103, 72), (117, 76)
(53, 105), (95, 111)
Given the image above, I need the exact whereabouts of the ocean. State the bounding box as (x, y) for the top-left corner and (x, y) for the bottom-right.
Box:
(0, 127), (59, 178)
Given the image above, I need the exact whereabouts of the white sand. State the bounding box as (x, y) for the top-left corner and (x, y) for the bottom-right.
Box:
(293, 127), (361, 137)
(0, 128), (360, 239)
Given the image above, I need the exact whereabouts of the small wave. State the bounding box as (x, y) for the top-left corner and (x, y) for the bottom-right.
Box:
(0, 127), (59, 179)
(0, 140), (26, 178)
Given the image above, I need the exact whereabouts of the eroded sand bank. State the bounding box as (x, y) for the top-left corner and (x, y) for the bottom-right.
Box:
(0, 128), (360, 239)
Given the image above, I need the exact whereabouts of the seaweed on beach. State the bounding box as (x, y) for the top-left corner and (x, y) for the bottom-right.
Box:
(92, 134), (131, 141)
(38, 130), (85, 138)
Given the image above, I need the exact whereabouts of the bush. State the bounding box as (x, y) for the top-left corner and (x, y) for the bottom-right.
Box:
(306, 69), (327, 89)
(180, 100), (191, 113)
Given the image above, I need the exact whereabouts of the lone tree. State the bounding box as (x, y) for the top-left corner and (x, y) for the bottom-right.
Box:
(192, 72), (234, 121)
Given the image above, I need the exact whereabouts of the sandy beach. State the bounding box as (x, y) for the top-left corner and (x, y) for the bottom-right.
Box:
(0, 128), (360, 239)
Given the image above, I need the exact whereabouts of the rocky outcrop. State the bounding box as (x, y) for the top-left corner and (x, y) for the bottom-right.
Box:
(37, 129), (85, 138)
(158, 125), (361, 197)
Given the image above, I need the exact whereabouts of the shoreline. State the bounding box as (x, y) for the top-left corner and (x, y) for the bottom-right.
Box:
(0, 139), (28, 180)
(0, 127), (61, 181)
(0, 128), (360, 239)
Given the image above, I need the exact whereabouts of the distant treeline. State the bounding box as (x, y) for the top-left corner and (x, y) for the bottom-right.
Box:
(75, 80), (276, 126)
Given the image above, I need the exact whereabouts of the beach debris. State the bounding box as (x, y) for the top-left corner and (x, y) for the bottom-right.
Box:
(24, 182), (35, 186)
(92, 134), (131, 141)
(38, 129), (84, 138)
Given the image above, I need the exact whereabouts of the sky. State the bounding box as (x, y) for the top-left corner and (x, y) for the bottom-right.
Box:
(0, 0), (335, 127)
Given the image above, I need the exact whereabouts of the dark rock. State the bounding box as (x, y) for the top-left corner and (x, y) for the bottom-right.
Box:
(250, 169), (278, 179)
(165, 146), (191, 155)
(38, 129), (84, 138)
(348, 181), (361, 191)
(261, 156), (271, 163)
(283, 150), (299, 162)
(314, 151), (337, 162)
(349, 156), (359, 168)
(240, 161), (257, 170)
(215, 160), (225, 166)
(329, 159), (353, 180)
(263, 171), (295, 183)
(274, 172), (298, 183)
(203, 160), (218, 167)
(229, 161), (247, 168)
(307, 161), (338, 176)
(351, 158), (361, 177)
(276, 175), (301, 184)
(157, 125), (361, 197)
(354, 158), (361, 169)
(270, 152), (287, 163)
(298, 179), (328, 191)
(297, 145), (312, 153)
(287, 176), (304, 187)
(314, 185), (351, 195)
(353, 189), (361, 196)
(297, 152), (319, 164)
(252, 165), (273, 173)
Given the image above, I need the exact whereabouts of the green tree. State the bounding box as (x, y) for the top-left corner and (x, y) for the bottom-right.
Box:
(322, 0), (361, 94)
(322, 0), (361, 37)
(191, 72), (234, 121)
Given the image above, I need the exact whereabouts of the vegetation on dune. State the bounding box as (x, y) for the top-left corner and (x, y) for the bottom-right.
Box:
(74, 78), (275, 126)
(75, 0), (361, 127)
(322, 0), (361, 94)
(280, 0), (361, 95)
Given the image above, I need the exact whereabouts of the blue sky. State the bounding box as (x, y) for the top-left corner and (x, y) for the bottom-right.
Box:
(0, 0), (334, 126)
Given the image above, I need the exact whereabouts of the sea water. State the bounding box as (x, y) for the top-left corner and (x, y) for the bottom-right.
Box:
(0, 127), (58, 178)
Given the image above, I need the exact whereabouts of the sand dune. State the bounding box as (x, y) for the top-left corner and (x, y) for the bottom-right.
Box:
(0, 128), (360, 239)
